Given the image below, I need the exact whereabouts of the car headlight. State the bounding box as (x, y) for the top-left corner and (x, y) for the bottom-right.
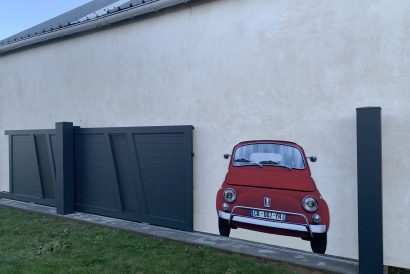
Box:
(302, 196), (318, 212)
(223, 188), (236, 203)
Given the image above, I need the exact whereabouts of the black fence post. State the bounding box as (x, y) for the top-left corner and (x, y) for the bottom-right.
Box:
(55, 122), (74, 215)
(356, 107), (383, 274)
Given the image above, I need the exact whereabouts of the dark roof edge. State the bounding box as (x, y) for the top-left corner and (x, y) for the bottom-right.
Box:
(0, 0), (191, 55)
(0, 0), (119, 45)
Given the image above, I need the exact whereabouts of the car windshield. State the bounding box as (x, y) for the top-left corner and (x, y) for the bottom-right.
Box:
(232, 143), (305, 169)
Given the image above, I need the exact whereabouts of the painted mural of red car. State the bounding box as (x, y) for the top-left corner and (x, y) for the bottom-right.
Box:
(216, 140), (330, 254)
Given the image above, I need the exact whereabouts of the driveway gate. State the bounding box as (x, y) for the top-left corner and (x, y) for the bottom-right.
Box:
(1, 123), (193, 231)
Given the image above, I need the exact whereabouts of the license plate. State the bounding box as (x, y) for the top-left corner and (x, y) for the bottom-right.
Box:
(250, 209), (286, 221)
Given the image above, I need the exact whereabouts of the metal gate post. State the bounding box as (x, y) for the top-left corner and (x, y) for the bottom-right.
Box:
(356, 107), (383, 274)
(55, 122), (74, 215)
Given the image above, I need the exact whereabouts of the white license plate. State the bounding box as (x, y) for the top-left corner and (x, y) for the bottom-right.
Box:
(250, 209), (286, 221)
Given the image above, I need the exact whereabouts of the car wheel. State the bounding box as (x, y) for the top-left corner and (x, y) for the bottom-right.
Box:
(218, 218), (231, 237)
(310, 233), (327, 254)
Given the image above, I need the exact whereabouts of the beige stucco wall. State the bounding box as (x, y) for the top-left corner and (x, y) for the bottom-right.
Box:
(1, 0), (409, 268)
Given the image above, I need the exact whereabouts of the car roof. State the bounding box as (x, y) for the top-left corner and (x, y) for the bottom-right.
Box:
(238, 140), (298, 145)
(235, 140), (301, 147)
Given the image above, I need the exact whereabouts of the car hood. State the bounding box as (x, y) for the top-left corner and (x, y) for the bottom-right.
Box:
(225, 168), (316, 191)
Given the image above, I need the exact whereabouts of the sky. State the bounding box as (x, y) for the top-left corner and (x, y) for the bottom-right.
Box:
(0, 0), (92, 40)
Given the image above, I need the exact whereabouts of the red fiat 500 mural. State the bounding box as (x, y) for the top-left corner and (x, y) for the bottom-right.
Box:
(216, 140), (330, 254)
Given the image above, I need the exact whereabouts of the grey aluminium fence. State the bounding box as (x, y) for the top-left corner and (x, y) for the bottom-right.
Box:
(2, 129), (57, 207)
(1, 122), (194, 232)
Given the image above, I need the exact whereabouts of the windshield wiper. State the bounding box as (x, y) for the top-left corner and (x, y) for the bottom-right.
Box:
(234, 158), (262, 167)
(259, 160), (292, 170)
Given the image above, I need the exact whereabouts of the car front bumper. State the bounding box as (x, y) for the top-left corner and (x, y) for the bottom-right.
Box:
(218, 210), (327, 235)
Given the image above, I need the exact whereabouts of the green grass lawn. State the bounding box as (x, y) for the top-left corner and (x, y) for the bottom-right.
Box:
(0, 206), (297, 274)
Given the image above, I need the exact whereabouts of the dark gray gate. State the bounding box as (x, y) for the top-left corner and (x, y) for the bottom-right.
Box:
(2, 129), (56, 206)
(1, 123), (194, 232)
(73, 126), (193, 231)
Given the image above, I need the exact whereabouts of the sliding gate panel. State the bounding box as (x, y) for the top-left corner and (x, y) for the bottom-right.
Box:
(74, 126), (193, 231)
(73, 133), (131, 219)
(2, 130), (56, 206)
(133, 133), (192, 230)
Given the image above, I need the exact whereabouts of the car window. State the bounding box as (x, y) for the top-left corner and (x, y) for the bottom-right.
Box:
(233, 143), (305, 169)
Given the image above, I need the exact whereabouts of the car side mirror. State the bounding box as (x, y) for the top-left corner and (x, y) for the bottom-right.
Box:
(223, 153), (231, 159)
(308, 156), (317, 162)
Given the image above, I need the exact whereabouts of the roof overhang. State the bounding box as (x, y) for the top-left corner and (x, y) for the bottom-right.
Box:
(0, 0), (191, 55)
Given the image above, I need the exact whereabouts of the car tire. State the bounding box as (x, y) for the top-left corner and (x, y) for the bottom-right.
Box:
(218, 218), (231, 237)
(310, 233), (327, 254)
